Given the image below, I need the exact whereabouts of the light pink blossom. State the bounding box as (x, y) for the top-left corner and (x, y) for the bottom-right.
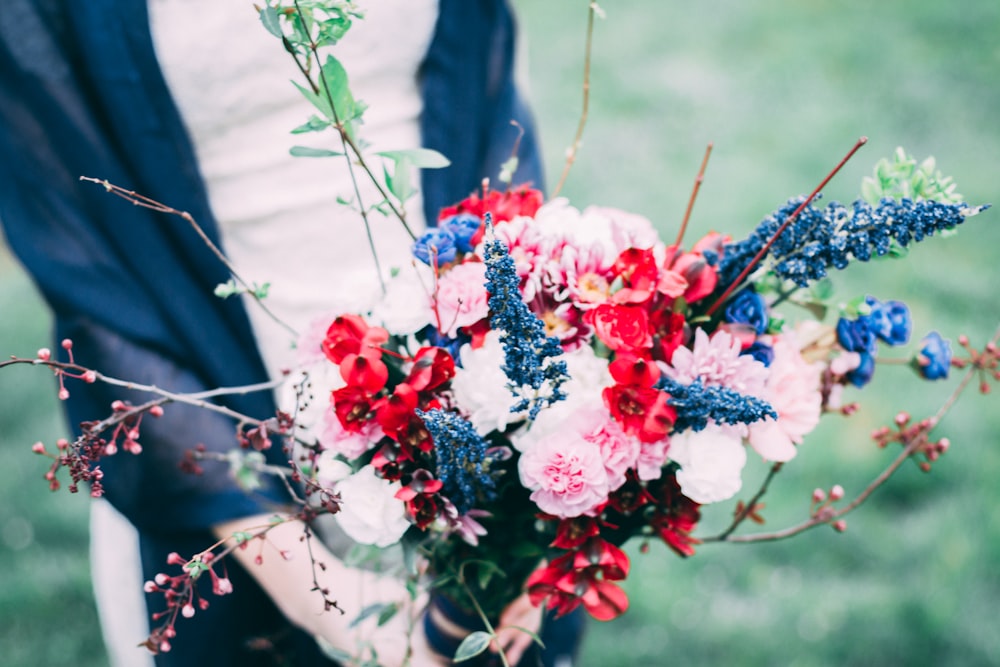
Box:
(669, 424), (747, 504)
(574, 408), (641, 492)
(747, 334), (823, 462)
(433, 261), (489, 337)
(518, 418), (610, 518)
(663, 328), (769, 397)
(320, 406), (383, 459)
(636, 436), (671, 481)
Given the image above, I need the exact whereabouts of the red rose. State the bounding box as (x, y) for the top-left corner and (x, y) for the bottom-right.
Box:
(585, 304), (653, 352)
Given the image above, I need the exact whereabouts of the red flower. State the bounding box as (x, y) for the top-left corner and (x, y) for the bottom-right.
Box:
(602, 384), (676, 443)
(670, 250), (718, 304)
(322, 314), (389, 364)
(610, 248), (659, 305)
(649, 310), (687, 363)
(339, 353), (389, 393)
(331, 386), (376, 433)
(647, 473), (702, 557)
(608, 354), (660, 387)
(526, 538), (631, 621)
(438, 184), (544, 226)
(395, 469), (446, 529)
(405, 347), (456, 393)
(585, 304), (653, 352)
(374, 384), (437, 456)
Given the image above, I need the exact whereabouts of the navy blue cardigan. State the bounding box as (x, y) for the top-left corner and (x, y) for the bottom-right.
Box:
(0, 1), (556, 665)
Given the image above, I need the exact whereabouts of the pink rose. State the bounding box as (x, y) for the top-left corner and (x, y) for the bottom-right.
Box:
(635, 436), (670, 481)
(518, 424), (610, 518)
(434, 261), (490, 337)
(575, 408), (641, 492)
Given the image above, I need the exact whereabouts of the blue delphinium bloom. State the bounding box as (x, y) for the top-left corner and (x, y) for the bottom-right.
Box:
(413, 228), (457, 266)
(744, 341), (775, 367)
(724, 288), (769, 334)
(836, 315), (878, 355)
(846, 351), (876, 387)
(417, 408), (496, 514)
(718, 196), (987, 288)
(482, 215), (568, 420)
(440, 213), (482, 253)
(915, 331), (952, 380)
(866, 297), (911, 346)
(657, 377), (776, 434)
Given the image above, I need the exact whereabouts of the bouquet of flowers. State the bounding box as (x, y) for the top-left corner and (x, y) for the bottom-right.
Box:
(282, 145), (990, 657)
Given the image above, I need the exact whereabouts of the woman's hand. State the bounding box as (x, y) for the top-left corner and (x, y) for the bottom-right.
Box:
(491, 592), (544, 665)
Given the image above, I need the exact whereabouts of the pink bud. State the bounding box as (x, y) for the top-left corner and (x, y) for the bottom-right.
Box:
(150, 405), (165, 418)
(919, 462), (932, 473)
(829, 485), (845, 501)
(166, 552), (185, 566)
(31, 442), (46, 454)
(937, 438), (950, 453)
(198, 598), (210, 611)
(279, 550), (293, 561)
(104, 443), (118, 456)
(61, 339), (73, 350)
(213, 577), (234, 595)
(128, 429), (140, 441)
(894, 412), (910, 426)
(58, 388), (70, 401)
(144, 581), (158, 593)
(111, 400), (125, 411)
(832, 520), (847, 532)
(56, 439), (69, 450)
(181, 604), (195, 618)
(37, 348), (51, 361)
(83, 370), (97, 383)
(164, 627), (176, 639)
(958, 334), (969, 346)
(154, 573), (169, 586)
(812, 488), (826, 503)
(159, 641), (171, 653)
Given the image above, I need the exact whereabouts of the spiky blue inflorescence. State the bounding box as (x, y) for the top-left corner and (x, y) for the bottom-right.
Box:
(482, 216), (568, 420)
(418, 408), (497, 514)
(719, 196), (988, 288)
(657, 376), (777, 434)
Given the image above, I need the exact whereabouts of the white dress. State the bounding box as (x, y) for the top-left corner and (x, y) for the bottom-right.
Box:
(91, 2), (439, 664)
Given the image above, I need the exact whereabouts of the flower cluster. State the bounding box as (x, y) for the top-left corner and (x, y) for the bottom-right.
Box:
(285, 157), (988, 622)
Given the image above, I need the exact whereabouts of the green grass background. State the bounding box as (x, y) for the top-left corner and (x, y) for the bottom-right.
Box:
(1, 1), (998, 665)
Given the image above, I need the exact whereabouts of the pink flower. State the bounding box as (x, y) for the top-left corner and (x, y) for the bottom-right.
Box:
(518, 418), (611, 518)
(669, 424), (747, 504)
(662, 328), (768, 397)
(747, 334), (823, 462)
(575, 408), (641, 492)
(434, 261), (489, 337)
(320, 406), (383, 459)
(635, 436), (671, 481)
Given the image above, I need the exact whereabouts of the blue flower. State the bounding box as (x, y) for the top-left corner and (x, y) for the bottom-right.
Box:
(724, 288), (769, 334)
(420, 326), (470, 366)
(482, 215), (568, 420)
(439, 214), (482, 253)
(718, 197), (986, 288)
(413, 228), (457, 266)
(417, 408), (497, 514)
(743, 341), (775, 367)
(657, 377), (776, 433)
(867, 298), (911, 346)
(915, 331), (952, 380)
(846, 351), (876, 387)
(836, 315), (877, 354)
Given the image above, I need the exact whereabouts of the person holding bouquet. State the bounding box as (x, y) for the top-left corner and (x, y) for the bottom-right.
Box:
(0, 1), (581, 665)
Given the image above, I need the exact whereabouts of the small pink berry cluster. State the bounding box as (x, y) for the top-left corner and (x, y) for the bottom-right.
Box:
(951, 335), (999, 394)
(872, 412), (949, 473)
(37, 340), (96, 401)
(142, 551), (233, 654)
(811, 484), (847, 532)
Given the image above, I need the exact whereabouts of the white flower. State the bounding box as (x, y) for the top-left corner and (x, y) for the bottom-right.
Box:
(669, 423), (747, 504)
(314, 451), (352, 488)
(451, 332), (525, 435)
(370, 263), (435, 335)
(333, 466), (411, 547)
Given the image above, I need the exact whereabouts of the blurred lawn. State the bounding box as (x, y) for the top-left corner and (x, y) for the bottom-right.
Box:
(1, 1), (999, 665)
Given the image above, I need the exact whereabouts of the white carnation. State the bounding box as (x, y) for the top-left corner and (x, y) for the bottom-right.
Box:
(370, 263), (435, 335)
(333, 466), (410, 547)
(669, 423), (747, 504)
(451, 332), (524, 435)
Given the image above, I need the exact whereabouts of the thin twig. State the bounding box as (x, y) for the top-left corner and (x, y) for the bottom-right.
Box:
(79, 177), (299, 339)
(705, 136), (868, 317)
(712, 462), (782, 541)
(551, 1), (598, 198)
(673, 143), (714, 249)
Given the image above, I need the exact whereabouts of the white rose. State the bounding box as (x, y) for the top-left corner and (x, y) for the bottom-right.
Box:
(451, 332), (524, 435)
(669, 423), (747, 504)
(334, 466), (411, 547)
(370, 264), (435, 335)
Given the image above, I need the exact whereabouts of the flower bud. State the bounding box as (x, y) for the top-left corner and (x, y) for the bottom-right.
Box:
(31, 442), (46, 454)
(37, 348), (51, 361)
(937, 438), (950, 453)
(150, 405), (165, 418)
(58, 388), (70, 401)
(832, 520), (847, 532)
(812, 488), (826, 503)
(181, 604), (195, 618)
(829, 485), (845, 501)
(144, 581), (158, 593)
(83, 370), (97, 383)
(894, 412), (910, 426)
(166, 552), (185, 566)
(56, 438), (69, 450)
(61, 339), (73, 350)
(159, 640), (172, 653)
(155, 573), (169, 586)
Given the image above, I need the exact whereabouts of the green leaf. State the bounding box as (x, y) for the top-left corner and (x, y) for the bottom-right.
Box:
(291, 115), (332, 134)
(289, 146), (344, 158)
(214, 279), (238, 299)
(383, 159), (413, 203)
(350, 602), (395, 629)
(454, 631), (493, 662)
(498, 156), (519, 184)
(258, 6), (283, 39)
(376, 602), (400, 627)
(252, 282), (270, 300)
(810, 277), (835, 302)
(375, 148), (451, 169)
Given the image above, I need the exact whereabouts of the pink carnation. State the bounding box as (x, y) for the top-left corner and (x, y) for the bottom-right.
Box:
(635, 436), (671, 481)
(663, 328), (768, 397)
(434, 261), (490, 337)
(575, 408), (641, 492)
(747, 334), (823, 462)
(518, 420), (610, 518)
(320, 406), (383, 459)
